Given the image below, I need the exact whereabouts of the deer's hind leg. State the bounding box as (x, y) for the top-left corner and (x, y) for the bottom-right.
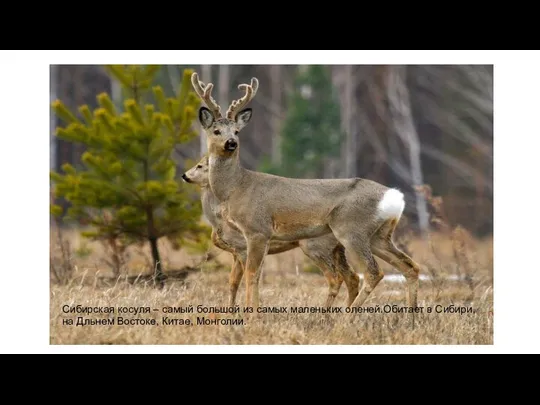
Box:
(371, 219), (420, 309)
(333, 245), (360, 307)
(316, 261), (343, 308)
(299, 243), (344, 307)
(330, 223), (384, 308)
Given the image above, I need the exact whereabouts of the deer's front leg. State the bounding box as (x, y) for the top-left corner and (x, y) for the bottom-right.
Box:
(229, 253), (246, 307)
(244, 233), (269, 310)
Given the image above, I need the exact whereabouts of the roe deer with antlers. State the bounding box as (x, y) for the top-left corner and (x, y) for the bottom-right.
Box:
(182, 155), (360, 307)
(191, 72), (422, 310)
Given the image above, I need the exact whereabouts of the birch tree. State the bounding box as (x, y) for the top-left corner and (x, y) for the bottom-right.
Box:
(387, 65), (430, 236)
(270, 64), (283, 166)
(218, 64), (230, 109)
(199, 65), (212, 154)
(342, 64), (355, 178)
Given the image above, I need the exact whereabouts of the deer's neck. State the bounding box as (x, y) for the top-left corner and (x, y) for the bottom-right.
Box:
(208, 154), (243, 202)
(200, 185), (221, 229)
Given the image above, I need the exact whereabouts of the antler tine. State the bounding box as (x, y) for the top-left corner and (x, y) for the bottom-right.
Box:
(190, 72), (222, 119)
(238, 78), (259, 96)
(226, 77), (259, 120)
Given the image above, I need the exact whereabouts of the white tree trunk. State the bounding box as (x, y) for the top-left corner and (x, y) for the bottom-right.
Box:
(167, 65), (180, 94)
(344, 65), (356, 178)
(270, 65), (283, 166)
(218, 65), (230, 109)
(387, 66), (430, 236)
(200, 65), (212, 154)
(111, 74), (122, 109)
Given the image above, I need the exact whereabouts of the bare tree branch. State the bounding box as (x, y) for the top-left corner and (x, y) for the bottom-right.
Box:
(421, 144), (493, 193)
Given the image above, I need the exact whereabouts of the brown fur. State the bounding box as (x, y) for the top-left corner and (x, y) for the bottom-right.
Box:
(183, 156), (360, 307)
(192, 73), (422, 310)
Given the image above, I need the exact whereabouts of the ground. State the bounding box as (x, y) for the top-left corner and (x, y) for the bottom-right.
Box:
(50, 230), (493, 345)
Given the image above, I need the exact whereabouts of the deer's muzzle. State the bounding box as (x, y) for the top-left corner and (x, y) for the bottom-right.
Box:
(224, 139), (238, 152)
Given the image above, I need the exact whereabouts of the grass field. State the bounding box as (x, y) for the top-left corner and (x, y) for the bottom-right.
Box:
(50, 228), (493, 345)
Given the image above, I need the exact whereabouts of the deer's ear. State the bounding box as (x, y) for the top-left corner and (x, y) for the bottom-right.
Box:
(235, 108), (252, 130)
(199, 107), (214, 129)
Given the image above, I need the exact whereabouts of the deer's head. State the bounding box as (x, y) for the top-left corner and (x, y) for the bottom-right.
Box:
(191, 72), (258, 157)
(182, 155), (209, 186)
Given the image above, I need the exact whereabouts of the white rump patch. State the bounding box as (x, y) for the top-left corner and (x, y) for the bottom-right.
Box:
(377, 189), (405, 220)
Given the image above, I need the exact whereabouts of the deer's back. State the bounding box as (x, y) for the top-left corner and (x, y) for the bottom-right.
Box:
(229, 172), (388, 240)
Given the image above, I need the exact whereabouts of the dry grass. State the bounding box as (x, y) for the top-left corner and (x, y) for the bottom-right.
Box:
(50, 228), (493, 345)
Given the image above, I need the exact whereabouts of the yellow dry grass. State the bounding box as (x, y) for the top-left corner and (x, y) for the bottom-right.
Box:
(50, 229), (493, 345)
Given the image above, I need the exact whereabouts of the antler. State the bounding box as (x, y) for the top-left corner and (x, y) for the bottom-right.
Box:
(226, 77), (259, 120)
(191, 72), (223, 119)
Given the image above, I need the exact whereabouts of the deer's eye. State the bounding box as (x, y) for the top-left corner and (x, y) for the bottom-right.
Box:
(213, 129), (221, 135)
(196, 165), (202, 169)
(234, 130), (239, 135)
